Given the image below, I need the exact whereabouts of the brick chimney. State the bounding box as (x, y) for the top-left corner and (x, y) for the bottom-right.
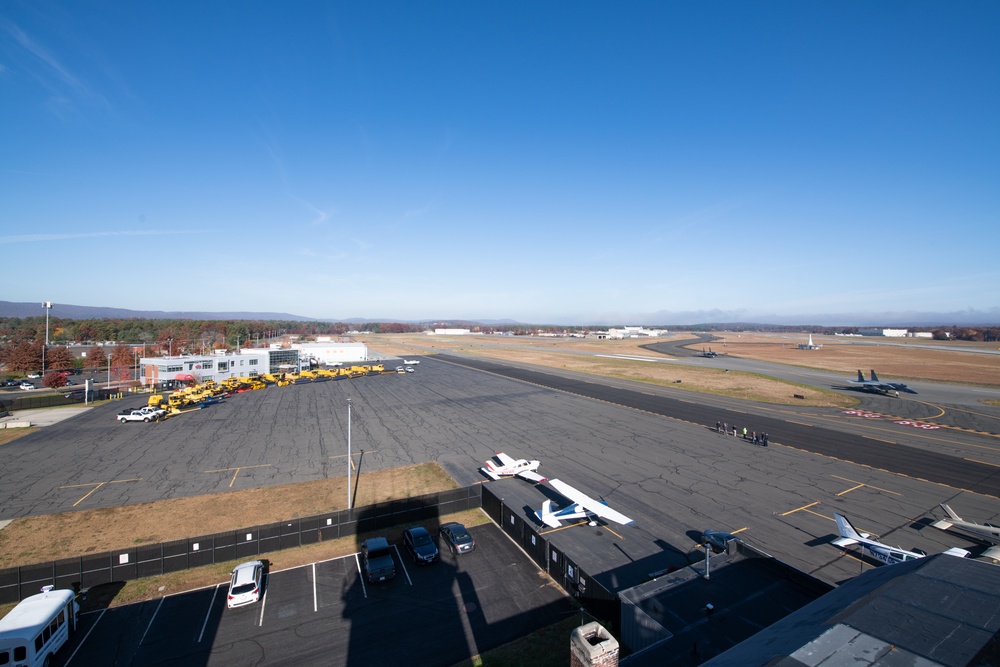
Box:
(570, 622), (619, 667)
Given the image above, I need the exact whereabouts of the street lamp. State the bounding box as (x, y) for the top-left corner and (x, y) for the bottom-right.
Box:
(42, 302), (52, 375)
(347, 398), (352, 510)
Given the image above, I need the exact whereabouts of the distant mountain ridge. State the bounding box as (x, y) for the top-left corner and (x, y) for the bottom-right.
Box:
(0, 301), (318, 321)
(0, 301), (521, 326)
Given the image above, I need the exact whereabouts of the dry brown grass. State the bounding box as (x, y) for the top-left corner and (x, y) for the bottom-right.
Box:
(706, 333), (1000, 386)
(0, 462), (457, 568)
(367, 332), (1000, 390)
(367, 334), (856, 407)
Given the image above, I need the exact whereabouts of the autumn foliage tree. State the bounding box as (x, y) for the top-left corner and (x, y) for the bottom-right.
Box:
(43, 372), (69, 389)
(44, 346), (75, 373)
(84, 344), (105, 369)
(1, 340), (43, 374)
(111, 344), (135, 382)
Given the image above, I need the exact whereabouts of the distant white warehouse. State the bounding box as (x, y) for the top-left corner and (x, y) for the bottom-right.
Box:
(291, 342), (369, 365)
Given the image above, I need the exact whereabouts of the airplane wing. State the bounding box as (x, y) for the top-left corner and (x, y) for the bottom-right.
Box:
(932, 519), (955, 531)
(548, 479), (634, 526)
(493, 452), (516, 467)
(516, 470), (547, 483)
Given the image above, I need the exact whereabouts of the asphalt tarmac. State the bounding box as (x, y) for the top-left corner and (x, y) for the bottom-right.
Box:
(2, 354), (999, 593)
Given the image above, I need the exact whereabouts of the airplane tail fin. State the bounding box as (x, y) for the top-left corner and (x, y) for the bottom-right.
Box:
(857, 370), (866, 382)
(940, 503), (962, 521)
(834, 513), (868, 544)
(870, 370), (880, 382)
(536, 500), (562, 528)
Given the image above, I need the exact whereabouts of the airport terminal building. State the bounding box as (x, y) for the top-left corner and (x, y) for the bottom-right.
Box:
(139, 348), (301, 387)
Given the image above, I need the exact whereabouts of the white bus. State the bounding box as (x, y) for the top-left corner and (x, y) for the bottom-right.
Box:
(0, 587), (78, 667)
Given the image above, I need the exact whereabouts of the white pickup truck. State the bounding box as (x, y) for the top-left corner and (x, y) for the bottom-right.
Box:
(139, 406), (167, 420)
(117, 409), (153, 423)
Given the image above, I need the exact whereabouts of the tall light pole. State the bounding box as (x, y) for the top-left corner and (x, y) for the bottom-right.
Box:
(42, 302), (52, 375)
(346, 398), (352, 510)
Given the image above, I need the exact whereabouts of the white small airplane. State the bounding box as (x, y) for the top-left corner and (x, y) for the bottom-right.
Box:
(932, 504), (1000, 560)
(481, 452), (547, 483)
(535, 478), (635, 528)
(403, 359), (420, 365)
(832, 513), (969, 565)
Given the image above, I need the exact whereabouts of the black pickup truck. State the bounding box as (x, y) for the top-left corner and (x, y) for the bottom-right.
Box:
(361, 537), (396, 583)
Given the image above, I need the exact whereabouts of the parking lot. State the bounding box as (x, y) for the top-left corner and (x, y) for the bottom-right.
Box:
(56, 523), (575, 666)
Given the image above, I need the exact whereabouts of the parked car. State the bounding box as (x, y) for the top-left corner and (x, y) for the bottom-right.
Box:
(19, 382), (34, 391)
(117, 409), (152, 423)
(402, 526), (439, 564)
(227, 560), (264, 608)
(27, 373), (41, 379)
(139, 405), (167, 420)
(361, 537), (396, 582)
(404, 367), (415, 373)
(439, 522), (476, 554)
(1, 379), (18, 387)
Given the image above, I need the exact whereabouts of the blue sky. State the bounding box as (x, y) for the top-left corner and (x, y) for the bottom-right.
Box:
(2, 2), (998, 325)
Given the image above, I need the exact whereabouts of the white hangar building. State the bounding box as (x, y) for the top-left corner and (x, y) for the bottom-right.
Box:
(291, 342), (369, 366)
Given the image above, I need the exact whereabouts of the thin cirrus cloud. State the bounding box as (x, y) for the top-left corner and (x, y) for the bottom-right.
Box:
(4, 21), (108, 111)
(0, 230), (215, 244)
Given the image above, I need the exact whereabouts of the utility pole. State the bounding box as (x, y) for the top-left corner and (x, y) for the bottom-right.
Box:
(347, 398), (353, 510)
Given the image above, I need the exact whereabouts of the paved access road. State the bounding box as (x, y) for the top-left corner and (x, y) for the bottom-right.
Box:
(54, 523), (573, 667)
(435, 354), (1000, 497)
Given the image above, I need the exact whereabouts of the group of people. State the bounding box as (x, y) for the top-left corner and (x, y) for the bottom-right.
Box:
(716, 421), (768, 446)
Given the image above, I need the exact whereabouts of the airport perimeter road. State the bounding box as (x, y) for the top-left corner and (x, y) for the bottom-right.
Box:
(3, 356), (999, 588)
(54, 524), (574, 667)
(436, 354), (1000, 496)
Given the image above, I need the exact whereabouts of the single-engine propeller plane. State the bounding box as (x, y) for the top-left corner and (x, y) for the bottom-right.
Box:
(481, 452), (546, 483)
(535, 479), (635, 528)
(849, 370), (917, 396)
(932, 504), (1000, 560)
(832, 513), (969, 565)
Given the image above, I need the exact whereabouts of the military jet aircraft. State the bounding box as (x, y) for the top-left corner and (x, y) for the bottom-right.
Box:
(849, 370), (917, 396)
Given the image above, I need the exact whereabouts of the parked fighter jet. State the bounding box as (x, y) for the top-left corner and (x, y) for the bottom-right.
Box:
(849, 370), (917, 396)
(481, 452), (546, 482)
(535, 479), (634, 528)
(932, 504), (1000, 560)
(700, 348), (719, 358)
(832, 513), (969, 565)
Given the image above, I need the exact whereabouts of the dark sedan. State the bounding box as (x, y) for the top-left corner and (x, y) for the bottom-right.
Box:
(402, 526), (439, 564)
(440, 522), (476, 554)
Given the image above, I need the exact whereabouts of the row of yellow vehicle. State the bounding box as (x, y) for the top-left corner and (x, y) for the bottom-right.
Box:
(146, 363), (398, 418)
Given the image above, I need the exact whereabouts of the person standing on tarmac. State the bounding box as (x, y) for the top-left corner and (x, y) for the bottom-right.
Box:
(742, 426), (748, 440)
